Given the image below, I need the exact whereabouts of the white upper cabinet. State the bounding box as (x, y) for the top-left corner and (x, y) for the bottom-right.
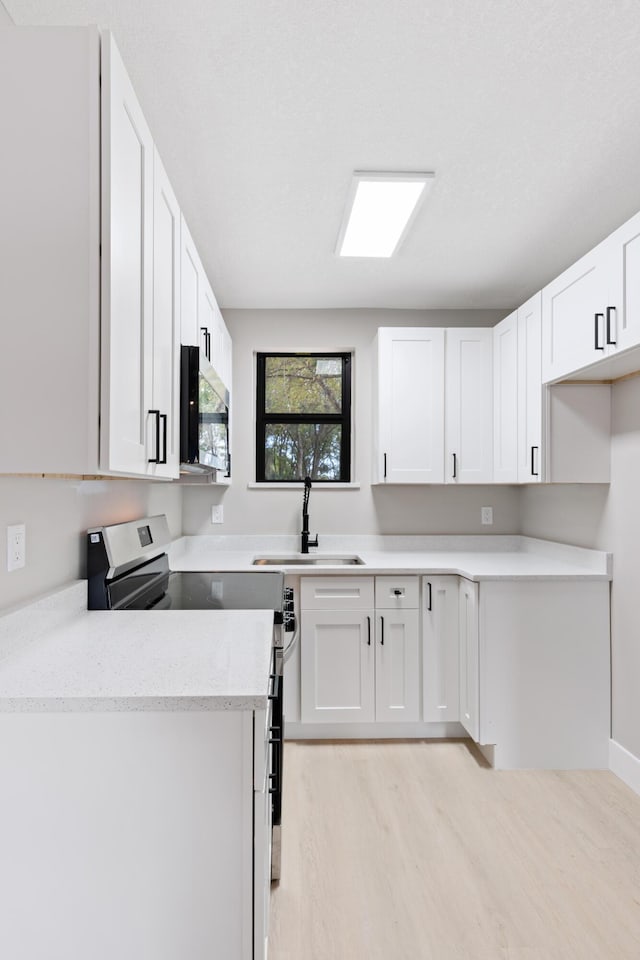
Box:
(445, 328), (493, 483)
(374, 326), (493, 484)
(150, 148), (181, 478)
(491, 294), (543, 485)
(0, 27), (230, 480)
(375, 328), (445, 483)
(180, 216), (203, 348)
(517, 292), (543, 482)
(101, 33), (181, 478)
(541, 242), (609, 383)
(181, 217), (231, 389)
(492, 311), (519, 483)
(542, 210), (640, 383)
(605, 210), (640, 354)
(100, 31), (155, 477)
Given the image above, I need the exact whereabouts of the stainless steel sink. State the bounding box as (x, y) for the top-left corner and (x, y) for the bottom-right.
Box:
(252, 555), (364, 566)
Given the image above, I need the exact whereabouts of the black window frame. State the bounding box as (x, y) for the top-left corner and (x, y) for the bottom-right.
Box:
(256, 352), (352, 483)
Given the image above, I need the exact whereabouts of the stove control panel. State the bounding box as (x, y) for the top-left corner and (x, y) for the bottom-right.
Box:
(283, 586), (296, 632)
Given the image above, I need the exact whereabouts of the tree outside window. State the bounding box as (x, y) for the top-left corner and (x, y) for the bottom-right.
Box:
(256, 353), (351, 482)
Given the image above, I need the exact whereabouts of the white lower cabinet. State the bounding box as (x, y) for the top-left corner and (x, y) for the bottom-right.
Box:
(300, 610), (375, 723)
(300, 576), (420, 724)
(422, 576), (460, 723)
(294, 570), (610, 769)
(375, 608), (420, 722)
(0, 709), (270, 960)
(458, 578), (480, 742)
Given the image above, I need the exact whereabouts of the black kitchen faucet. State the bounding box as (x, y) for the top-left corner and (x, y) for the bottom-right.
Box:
(301, 476), (319, 553)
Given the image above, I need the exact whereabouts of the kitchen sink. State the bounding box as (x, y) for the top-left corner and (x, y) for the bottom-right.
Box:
(252, 555), (364, 566)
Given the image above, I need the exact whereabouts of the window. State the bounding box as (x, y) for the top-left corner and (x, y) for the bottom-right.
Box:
(256, 353), (351, 482)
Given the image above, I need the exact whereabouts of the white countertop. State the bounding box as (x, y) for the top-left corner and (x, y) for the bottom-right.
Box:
(169, 534), (612, 581)
(0, 534), (610, 715)
(0, 582), (274, 713)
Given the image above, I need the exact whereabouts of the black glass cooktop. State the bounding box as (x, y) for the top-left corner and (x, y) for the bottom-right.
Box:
(162, 570), (285, 617)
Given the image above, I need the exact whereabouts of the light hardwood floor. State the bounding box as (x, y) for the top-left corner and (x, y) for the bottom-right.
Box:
(269, 740), (640, 960)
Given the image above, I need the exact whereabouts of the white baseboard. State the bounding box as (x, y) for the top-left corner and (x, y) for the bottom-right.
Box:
(609, 739), (640, 796)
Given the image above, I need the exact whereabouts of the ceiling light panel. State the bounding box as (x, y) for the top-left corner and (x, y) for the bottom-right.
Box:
(337, 172), (435, 258)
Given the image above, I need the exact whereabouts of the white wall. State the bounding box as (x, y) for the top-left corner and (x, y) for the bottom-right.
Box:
(182, 308), (520, 537)
(0, 478), (181, 611)
(0, 2), (13, 25)
(521, 375), (640, 760)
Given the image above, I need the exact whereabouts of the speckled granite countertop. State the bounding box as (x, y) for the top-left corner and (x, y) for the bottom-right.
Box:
(0, 582), (274, 713)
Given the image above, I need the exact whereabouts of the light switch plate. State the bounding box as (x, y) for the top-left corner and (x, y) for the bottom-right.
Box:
(7, 523), (26, 571)
(211, 504), (224, 524)
(481, 506), (493, 525)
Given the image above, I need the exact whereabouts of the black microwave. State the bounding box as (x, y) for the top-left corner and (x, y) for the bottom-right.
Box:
(180, 345), (230, 476)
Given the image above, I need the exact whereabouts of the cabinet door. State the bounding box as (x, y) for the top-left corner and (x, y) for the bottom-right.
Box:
(150, 149), (180, 478)
(606, 210), (640, 354)
(493, 311), (519, 483)
(445, 328), (493, 483)
(375, 610), (420, 722)
(200, 279), (218, 363)
(423, 576), (460, 723)
(458, 579), (479, 742)
(100, 32), (154, 476)
(376, 328), (445, 483)
(220, 320), (233, 391)
(180, 216), (201, 347)
(300, 611), (375, 723)
(541, 243), (609, 383)
(517, 292), (543, 482)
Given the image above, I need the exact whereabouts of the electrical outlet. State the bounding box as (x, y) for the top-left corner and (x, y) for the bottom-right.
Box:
(481, 506), (493, 526)
(211, 504), (224, 524)
(7, 523), (26, 572)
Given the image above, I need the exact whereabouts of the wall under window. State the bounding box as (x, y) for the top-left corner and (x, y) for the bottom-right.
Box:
(182, 307), (520, 537)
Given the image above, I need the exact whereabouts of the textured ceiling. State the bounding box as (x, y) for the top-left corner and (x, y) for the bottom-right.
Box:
(5, 0), (640, 309)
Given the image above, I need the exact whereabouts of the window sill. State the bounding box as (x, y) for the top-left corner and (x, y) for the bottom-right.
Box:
(247, 482), (361, 490)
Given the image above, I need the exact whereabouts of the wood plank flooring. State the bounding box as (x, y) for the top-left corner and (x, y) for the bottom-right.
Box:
(269, 740), (640, 960)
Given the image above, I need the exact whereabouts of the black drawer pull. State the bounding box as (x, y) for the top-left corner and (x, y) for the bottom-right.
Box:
(366, 615), (371, 645)
(380, 615), (384, 645)
(426, 581), (432, 611)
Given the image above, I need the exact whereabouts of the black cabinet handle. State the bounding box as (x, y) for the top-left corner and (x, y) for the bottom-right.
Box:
(594, 313), (604, 351)
(426, 581), (432, 611)
(200, 326), (211, 360)
(148, 409), (161, 463)
(159, 413), (168, 465)
(366, 615), (371, 646)
(383, 453), (387, 479)
(452, 452), (457, 479)
(380, 615), (384, 645)
(531, 445), (539, 477)
(606, 306), (617, 346)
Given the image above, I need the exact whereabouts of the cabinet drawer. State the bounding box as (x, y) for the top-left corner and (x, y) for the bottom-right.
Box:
(300, 576), (374, 610)
(375, 576), (419, 609)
